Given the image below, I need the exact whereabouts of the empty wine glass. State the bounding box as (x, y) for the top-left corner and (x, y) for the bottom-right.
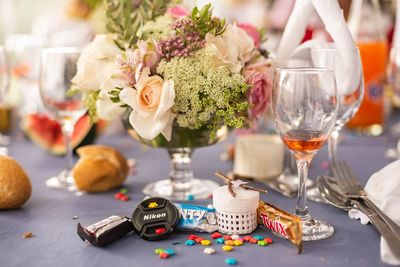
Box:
(311, 47), (364, 165)
(0, 45), (10, 155)
(386, 46), (400, 159)
(272, 68), (338, 240)
(39, 47), (85, 191)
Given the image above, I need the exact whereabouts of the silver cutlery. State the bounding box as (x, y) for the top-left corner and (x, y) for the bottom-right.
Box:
(332, 161), (400, 256)
(316, 175), (353, 211)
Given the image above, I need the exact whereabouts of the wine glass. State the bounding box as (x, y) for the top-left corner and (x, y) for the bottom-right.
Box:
(386, 46), (400, 159)
(307, 47), (364, 201)
(272, 68), (338, 240)
(39, 47), (85, 191)
(0, 45), (10, 155)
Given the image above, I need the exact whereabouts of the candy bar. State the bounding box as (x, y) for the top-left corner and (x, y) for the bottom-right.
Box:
(77, 215), (133, 247)
(175, 203), (218, 233)
(257, 201), (303, 253)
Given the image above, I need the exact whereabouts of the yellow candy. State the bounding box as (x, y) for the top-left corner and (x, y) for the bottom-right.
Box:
(222, 245), (233, 252)
(225, 240), (235, 246)
(233, 240), (243, 246)
(148, 202), (158, 208)
(201, 240), (212, 246)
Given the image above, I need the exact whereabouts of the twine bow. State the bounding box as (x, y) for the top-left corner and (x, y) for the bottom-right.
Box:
(214, 171), (268, 197)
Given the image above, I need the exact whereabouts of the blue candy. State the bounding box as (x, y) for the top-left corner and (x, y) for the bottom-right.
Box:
(185, 240), (196, 246)
(225, 258), (238, 265)
(216, 238), (225, 244)
(164, 249), (175, 256)
(186, 195), (195, 200)
(253, 235), (264, 241)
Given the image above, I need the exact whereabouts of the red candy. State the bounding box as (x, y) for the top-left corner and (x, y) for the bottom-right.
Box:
(243, 236), (252, 242)
(223, 235), (232, 240)
(195, 237), (204, 243)
(155, 228), (166, 234)
(188, 235), (198, 240)
(114, 193), (123, 199)
(249, 238), (258, 244)
(114, 192), (129, 201)
(120, 195), (129, 201)
(264, 237), (273, 243)
(159, 252), (169, 259)
(211, 232), (222, 239)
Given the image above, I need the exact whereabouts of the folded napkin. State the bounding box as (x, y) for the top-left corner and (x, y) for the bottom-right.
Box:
(275, 0), (361, 96)
(348, 159), (400, 265)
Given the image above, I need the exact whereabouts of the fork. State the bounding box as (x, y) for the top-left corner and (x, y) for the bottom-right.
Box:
(332, 161), (400, 240)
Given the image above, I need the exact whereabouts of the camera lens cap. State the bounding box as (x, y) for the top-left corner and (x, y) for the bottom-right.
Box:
(131, 197), (179, 241)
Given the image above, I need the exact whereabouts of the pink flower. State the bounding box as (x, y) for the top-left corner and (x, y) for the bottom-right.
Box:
(166, 6), (189, 19)
(237, 23), (260, 49)
(244, 71), (272, 119)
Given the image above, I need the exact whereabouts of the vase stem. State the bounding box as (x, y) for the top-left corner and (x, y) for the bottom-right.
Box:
(168, 148), (194, 193)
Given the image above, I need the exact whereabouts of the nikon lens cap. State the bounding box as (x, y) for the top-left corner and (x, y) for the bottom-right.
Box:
(131, 197), (179, 241)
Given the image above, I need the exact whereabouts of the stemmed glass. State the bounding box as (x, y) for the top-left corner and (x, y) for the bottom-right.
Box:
(0, 45), (10, 155)
(386, 47), (400, 159)
(272, 68), (338, 240)
(307, 47), (364, 201)
(39, 47), (85, 191)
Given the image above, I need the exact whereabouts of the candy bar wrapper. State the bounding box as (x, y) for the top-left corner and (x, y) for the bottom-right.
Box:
(175, 203), (218, 233)
(77, 215), (134, 247)
(257, 201), (303, 253)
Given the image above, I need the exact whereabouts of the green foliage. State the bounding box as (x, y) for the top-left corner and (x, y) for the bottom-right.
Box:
(105, 0), (173, 49)
(190, 4), (226, 38)
(83, 90), (100, 122)
(83, 0), (103, 9)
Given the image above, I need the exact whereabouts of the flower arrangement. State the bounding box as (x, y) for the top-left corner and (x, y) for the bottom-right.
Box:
(72, 0), (272, 142)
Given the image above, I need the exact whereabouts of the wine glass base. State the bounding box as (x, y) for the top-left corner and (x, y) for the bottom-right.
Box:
(143, 178), (220, 201)
(301, 216), (334, 241)
(45, 169), (77, 192)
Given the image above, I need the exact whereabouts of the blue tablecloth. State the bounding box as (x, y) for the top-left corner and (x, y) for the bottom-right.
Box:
(0, 127), (396, 267)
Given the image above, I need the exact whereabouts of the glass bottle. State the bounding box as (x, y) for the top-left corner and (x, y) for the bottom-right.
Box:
(346, 0), (388, 136)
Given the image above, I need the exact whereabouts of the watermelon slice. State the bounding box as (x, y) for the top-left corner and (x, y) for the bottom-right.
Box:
(21, 113), (106, 156)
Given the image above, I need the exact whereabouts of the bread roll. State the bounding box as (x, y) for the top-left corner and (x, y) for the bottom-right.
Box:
(0, 156), (32, 209)
(72, 145), (129, 192)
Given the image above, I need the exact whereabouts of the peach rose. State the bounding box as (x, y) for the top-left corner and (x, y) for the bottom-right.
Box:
(119, 68), (176, 141)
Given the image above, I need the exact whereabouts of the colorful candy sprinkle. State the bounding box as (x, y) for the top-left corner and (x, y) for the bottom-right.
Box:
(187, 194), (195, 200)
(223, 235), (232, 240)
(243, 236), (252, 242)
(120, 188), (128, 194)
(264, 237), (273, 244)
(185, 240), (196, 246)
(203, 248), (216, 255)
(253, 235), (264, 241)
(155, 228), (166, 234)
(233, 240), (243, 246)
(201, 239), (212, 246)
(225, 258), (238, 265)
(164, 249), (175, 256)
(249, 238), (258, 244)
(159, 252), (169, 259)
(257, 240), (267, 246)
(188, 234), (198, 240)
(211, 232), (223, 239)
(155, 248), (164, 255)
(224, 240), (235, 246)
(222, 245), (233, 252)
(148, 202), (158, 208)
(216, 238), (225, 244)
(230, 235), (239, 240)
(195, 237), (204, 243)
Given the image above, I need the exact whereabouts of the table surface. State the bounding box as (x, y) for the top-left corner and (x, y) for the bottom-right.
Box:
(0, 125), (397, 267)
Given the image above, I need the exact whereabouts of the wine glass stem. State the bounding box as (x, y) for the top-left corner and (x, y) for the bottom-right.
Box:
(328, 130), (340, 167)
(61, 120), (74, 172)
(295, 157), (312, 220)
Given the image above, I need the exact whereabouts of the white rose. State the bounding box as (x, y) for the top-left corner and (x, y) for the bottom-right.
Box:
(119, 68), (176, 141)
(72, 34), (122, 91)
(205, 24), (255, 73)
(96, 90), (125, 120)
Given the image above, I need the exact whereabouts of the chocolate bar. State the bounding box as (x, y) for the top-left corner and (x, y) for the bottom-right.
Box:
(77, 215), (134, 247)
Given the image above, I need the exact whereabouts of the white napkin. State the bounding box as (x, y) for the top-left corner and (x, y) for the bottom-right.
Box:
(394, 0), (400, 48)
(348, 159), (400, 265)
(275, 0), (360, 96)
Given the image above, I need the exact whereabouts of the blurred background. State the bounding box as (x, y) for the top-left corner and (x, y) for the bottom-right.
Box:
(1, 0), (400, 138)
